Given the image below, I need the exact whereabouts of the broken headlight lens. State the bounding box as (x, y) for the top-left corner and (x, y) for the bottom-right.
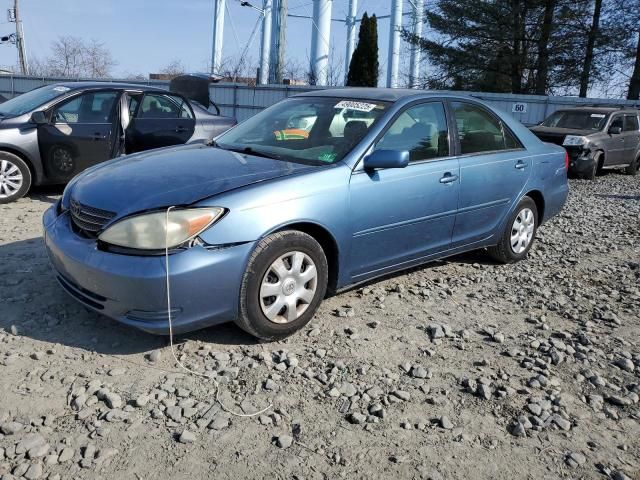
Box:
(98, 207), (224, 250)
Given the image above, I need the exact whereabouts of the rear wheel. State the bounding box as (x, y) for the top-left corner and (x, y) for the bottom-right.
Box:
(237, 230), (328, 340)
(488, 196), (538, 264)
(625, 155), (639, 176)
(0, 152), (31, 204)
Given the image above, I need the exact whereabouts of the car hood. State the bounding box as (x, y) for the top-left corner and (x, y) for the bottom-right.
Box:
(529, 126), (598, 146)
(69, 144), (318, 218)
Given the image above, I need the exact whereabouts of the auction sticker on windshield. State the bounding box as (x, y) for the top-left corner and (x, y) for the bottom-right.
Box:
(334, 100), (377, 112)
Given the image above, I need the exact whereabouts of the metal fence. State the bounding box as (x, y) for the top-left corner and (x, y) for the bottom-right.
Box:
(0, 74), (638, 126)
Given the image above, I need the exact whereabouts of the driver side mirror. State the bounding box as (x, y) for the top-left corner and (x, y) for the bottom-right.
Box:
(363, 149), (410, 170)
(30, 111), (48, 125)
(608, 125), (622, 135)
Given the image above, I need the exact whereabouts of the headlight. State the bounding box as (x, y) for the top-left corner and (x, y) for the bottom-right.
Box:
(98, 207), (224, 250)
(562, 135), (587, 146)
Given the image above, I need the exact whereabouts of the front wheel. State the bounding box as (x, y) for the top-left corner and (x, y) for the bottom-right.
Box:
(488, 197), (538, 264)
(236, 230), (328, 340)
(0, 153), (32, 204)
(625, 155), (639, 176)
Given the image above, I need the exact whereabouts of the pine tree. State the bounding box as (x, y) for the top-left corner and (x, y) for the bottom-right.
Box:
(346, 13), (379, 87)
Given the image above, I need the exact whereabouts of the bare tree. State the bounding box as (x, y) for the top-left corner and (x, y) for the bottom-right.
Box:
(159, 60), (186, 77)
(29, 36), (116, 78)
(82, 39), (116, 78)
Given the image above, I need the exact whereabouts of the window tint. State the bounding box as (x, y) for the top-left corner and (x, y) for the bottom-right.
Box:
(451, 102), (522, 154)
(375, 102), (449, 161)
(624, 115), (639, 132)
(138, 94), (193, 119)
(53, 91), (118, 124)
(610, 116), (623, 130)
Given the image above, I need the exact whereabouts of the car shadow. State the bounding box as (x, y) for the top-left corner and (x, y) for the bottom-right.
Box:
(1, 235), (495, 355)
(28, 185), (65, 204)
(0, 236), (259, 356)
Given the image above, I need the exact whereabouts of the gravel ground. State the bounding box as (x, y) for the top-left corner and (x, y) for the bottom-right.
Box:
(0, 173), (638, 480)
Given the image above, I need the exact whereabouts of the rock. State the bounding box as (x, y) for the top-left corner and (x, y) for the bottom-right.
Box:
(339, 383), (357, 397)
(134, 395), (150, 407)
(264, 379), (278, 391)
(24, 463), (43, 480)
(493, 332), (505, 343)
(391, 390), (410, 401)
(276, 435), (293, 449)
(208, 415), (230, 430)
(0, 421), (23, 435)
(104, 391), (122, 409)
(58, 447), (75, 463)
(108, 368), (126, 376)
(615, 358), (634, 372)
(440, 416), (454, 430)
(478, 384), (492, 400)
(179, 430), (196, 444)
(348, 412), (367, 424)
(148, 350), (161, 362)
(410, 366), (429, 379)
(552, 415), (571, 431)
(565, 452), (586, 468)
(611, 471), (632, 480)
(166, 406), (183, 422)
(16, 433), (46, 455)
(511, 422), (527, 437)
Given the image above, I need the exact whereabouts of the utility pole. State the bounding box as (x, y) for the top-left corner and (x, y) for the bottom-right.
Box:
(310, 0), (332, 86)
(211, 0), (226, 75)
(344, 0), (357, 84)
(269, 0), (287, 83)
(408, 0), (424, 89)
(8, 0), (28, 75)
(386, 0), (402, 88)
(258, 0), (272, 84)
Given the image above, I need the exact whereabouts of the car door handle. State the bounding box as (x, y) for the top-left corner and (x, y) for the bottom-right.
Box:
(175, 126), (189, 133)
(515, 160), (527, 170)
(92, 133), (106, 140)
(439, 173), (458, 184)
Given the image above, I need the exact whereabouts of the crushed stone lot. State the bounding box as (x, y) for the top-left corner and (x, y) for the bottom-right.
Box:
(0, 174), (639, 480)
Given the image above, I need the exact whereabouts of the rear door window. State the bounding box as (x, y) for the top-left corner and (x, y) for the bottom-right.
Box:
(624, 115), (639, 131)
(451, 102), (522, 155)
(137, 93), (193, 119)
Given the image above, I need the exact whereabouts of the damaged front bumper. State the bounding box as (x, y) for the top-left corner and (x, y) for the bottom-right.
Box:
(565, 146), (597, 176)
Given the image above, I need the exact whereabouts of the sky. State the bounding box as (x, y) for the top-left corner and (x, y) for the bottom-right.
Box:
(0, 0), (404, 82)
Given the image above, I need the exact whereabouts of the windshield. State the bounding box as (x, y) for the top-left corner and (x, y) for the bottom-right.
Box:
(0, 84), (73, 117)
(541, 110), (609, 131)
(215, 97), (390, 165)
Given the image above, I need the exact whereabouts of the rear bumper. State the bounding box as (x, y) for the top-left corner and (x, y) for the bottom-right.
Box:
(42, 206), (254, 335)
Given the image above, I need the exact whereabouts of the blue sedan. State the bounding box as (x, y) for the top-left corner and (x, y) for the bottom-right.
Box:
(43, 89), (569, 340)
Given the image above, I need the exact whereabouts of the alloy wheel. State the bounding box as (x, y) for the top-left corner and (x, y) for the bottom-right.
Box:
(510, 207), (535, 254)
(259, 251), (318, 324)
(0, 159), (23, 199)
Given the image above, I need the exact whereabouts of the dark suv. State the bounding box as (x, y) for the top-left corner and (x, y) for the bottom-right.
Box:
(530, 107), (640, 179)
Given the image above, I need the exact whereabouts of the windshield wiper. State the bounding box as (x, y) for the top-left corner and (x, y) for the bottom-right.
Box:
(218, 145), (281, 160)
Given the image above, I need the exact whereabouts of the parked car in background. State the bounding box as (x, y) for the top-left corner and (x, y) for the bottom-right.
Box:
(530, 107), (640, 179)
(43, 89), (568, 340)
(0, 80), (236, 203)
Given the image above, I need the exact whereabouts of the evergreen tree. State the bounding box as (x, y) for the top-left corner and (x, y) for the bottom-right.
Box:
(346, 13), (379, 87)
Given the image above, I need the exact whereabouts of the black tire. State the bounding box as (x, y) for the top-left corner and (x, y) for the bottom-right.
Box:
(0, 152), (32, 204)
(583, 151), (602, 180)
(236, 230), (328, 341)
(488, 196), (538, 264)
(625, 155), (639, 176)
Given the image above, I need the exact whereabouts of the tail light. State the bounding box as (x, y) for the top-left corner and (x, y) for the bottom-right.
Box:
(564, 150), (569, 171)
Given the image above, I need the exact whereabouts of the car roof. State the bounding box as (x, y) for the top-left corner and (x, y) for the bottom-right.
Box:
(294, 87), (466, 103)
(554, 106), (639, 114)
(52, 81), (167, 92)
